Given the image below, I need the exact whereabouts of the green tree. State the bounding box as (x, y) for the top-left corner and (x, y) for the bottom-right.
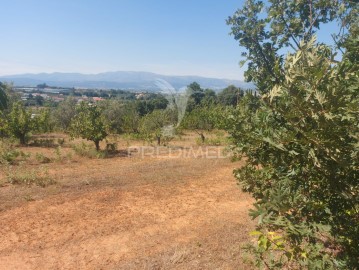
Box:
(181, 106), (216, 143)
(7, 102), (35, 145)
(0, 82), (8, 111)
(0, 84), (9, 137)
(226, 1), (358, 268)
(53, 97), (77, 130)
(34, 108), (53, 133)
(140, 109), (175, 145)
(122, 102), (141, 134)
(186, 82), (205, 112)
(218, 85), (244, 106)
(34, 95), (44, 106)
(69, 102), (108, 151)
(100, 100), (125, 134)
(135, 94), (169, 116)
(201, 89), (217, 106)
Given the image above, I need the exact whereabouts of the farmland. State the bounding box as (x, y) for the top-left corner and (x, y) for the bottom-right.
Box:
(0, 133), (255, 269)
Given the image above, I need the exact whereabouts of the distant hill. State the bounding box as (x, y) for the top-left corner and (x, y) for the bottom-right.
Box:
(0, 71), (254, 91)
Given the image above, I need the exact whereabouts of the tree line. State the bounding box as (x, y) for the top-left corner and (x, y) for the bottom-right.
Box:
(0, 81), (248, 149)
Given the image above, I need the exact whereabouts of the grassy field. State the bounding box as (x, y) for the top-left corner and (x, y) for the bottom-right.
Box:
(0, 132), (255, 269)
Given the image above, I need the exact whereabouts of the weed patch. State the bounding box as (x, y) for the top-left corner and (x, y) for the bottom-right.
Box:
(6, 166), (55, 187)
(72, 142), (107, 159)
(0, 139), (30, 164)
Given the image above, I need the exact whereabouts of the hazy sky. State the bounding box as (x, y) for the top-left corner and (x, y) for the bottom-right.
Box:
(0, 0), (248, 80)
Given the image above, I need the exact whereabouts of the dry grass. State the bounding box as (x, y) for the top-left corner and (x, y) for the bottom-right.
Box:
(0, 132), (255, 270)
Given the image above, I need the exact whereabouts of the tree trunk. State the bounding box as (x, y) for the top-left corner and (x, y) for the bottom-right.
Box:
(94, 140), (100, 151)
(19, 134), (26, 145)
(200, 133), (205, 144)
(156, 136), (161, 146)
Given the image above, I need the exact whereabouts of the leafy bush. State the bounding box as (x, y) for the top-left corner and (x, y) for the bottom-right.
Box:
(226, 1), (358, 268)
(226, 38), (359, 269)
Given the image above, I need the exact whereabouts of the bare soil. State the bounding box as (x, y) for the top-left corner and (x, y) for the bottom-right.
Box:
(0, 136), (255, 269)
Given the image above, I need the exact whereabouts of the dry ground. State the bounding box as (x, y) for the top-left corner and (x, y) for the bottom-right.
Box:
(0, 134), (255, 269)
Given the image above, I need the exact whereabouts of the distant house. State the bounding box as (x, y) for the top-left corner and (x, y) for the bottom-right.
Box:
(52, 97), (65, 103)
(92, 97), (104, 102)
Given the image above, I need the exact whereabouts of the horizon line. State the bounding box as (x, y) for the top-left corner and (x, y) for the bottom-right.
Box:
(0, 70), (244, 82)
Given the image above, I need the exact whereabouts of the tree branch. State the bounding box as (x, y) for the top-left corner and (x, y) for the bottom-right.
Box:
(280, 15), (301, 50)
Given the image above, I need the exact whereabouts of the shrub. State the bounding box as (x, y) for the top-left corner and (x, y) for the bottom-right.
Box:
(31, 138), (56, 147)
(72, 142), (107, 159)
(7, 166), (55, 187)
(35, 152), (52, 164)
(226, 38), (359, 269)
(0, 139), (30, 164)
(227, 1), (358, 268)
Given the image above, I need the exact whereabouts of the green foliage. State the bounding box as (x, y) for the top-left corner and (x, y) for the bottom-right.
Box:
(227, 1), (359, 268)
(135, 94), (169, 116)
(35, 152), (52, 164)
(140, 109), (176, 145)
(69, 102), (108, 151)
(217, 85), (244, 106)
(7, 102), (35, 144)
(0, 82), (9, 111)
(122, 102), (141, 133)
(226, 37), (359, 268)
(71, 142), (107, 159)
(34, 108), (54, 133)
(6, 165), (55, 187)
(53, 97), (77, 130)
(201, 89), (217, 106)
(100, 99), (125, 134)
(0, 115), (8, 137)
(53, 146), (72, 162)
(227, 0), (357, 93)
(31, 138), (56, 147)
(5, 103), (52, 144)
(24, 94), (44, 107)
(100, 100), (142, 134)
(181, 106), (217, 143)
(0, 139), (29, 164)
(186, 82), (205, 112)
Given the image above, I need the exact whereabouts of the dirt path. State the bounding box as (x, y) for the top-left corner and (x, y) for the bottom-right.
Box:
(0, 156), (255, 269)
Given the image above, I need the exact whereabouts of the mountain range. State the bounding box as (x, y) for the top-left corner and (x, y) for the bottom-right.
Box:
(0, 71), (254, 91)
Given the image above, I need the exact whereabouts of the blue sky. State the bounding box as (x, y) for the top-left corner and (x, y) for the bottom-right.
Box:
(0, 0), (247, 80)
